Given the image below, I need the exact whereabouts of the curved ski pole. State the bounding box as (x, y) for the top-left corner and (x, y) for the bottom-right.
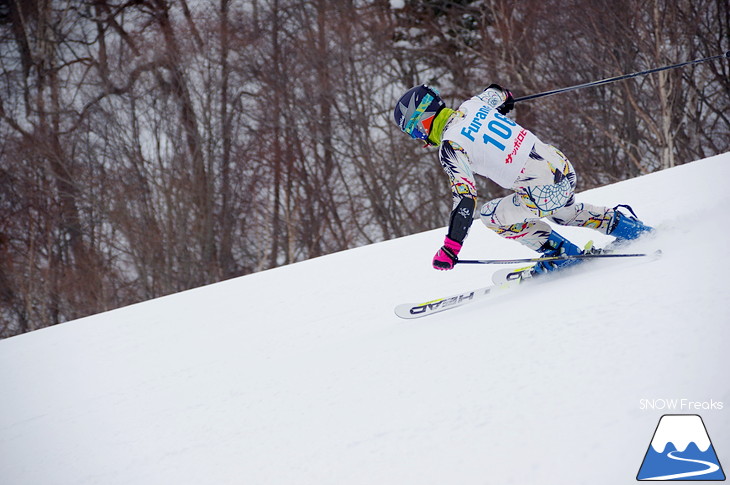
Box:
(457, 250), (661, 265)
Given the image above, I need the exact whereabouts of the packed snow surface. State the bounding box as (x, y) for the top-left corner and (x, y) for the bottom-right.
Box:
(1, 153), (729, 484)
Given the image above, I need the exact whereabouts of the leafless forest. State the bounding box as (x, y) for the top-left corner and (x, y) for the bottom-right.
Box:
(1, 0), (728, 336)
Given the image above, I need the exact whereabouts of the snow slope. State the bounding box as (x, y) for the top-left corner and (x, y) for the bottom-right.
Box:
(1, 153), (729, 485)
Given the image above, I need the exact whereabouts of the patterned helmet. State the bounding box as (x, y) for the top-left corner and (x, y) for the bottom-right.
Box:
(393, 85), (445, 144)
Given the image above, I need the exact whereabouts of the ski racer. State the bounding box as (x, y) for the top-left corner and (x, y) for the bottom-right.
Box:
(393, 84), (653, 274)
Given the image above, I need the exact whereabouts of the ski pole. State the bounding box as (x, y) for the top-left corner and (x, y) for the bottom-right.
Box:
(514, 51), (730, 102)
(457, 250), (661, 265)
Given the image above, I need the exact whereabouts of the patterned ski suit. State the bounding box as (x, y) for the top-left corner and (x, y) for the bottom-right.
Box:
(439, 86), (618, 251)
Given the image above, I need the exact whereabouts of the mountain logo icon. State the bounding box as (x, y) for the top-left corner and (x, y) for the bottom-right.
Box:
(637, 414), (725, 481)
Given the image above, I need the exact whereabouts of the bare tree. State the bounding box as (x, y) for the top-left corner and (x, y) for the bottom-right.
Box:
(1, 0), (727, 337)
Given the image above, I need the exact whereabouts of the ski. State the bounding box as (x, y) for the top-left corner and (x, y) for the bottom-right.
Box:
(491, 249), (662, 285)
(491, 265), (535, 285)
(394, 249), (662, 319)
(394, 283), (508, 319)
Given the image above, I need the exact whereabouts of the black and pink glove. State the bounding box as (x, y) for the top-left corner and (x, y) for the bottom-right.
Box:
(432, 236), (462, 271)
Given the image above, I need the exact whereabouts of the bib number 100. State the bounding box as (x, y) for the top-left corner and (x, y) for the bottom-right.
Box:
(482, 112), (517, 151)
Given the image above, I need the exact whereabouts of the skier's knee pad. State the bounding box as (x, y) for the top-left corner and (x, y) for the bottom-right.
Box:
(483, 220), (553, 252)
(479, 194), (530, 228)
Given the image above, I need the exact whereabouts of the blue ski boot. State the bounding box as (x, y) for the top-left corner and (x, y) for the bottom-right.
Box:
(531, 230), (584, 276)
(608, 205), (653, 241)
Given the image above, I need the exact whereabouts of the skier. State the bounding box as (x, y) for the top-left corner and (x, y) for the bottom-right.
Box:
(393, 84), (653, 274)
